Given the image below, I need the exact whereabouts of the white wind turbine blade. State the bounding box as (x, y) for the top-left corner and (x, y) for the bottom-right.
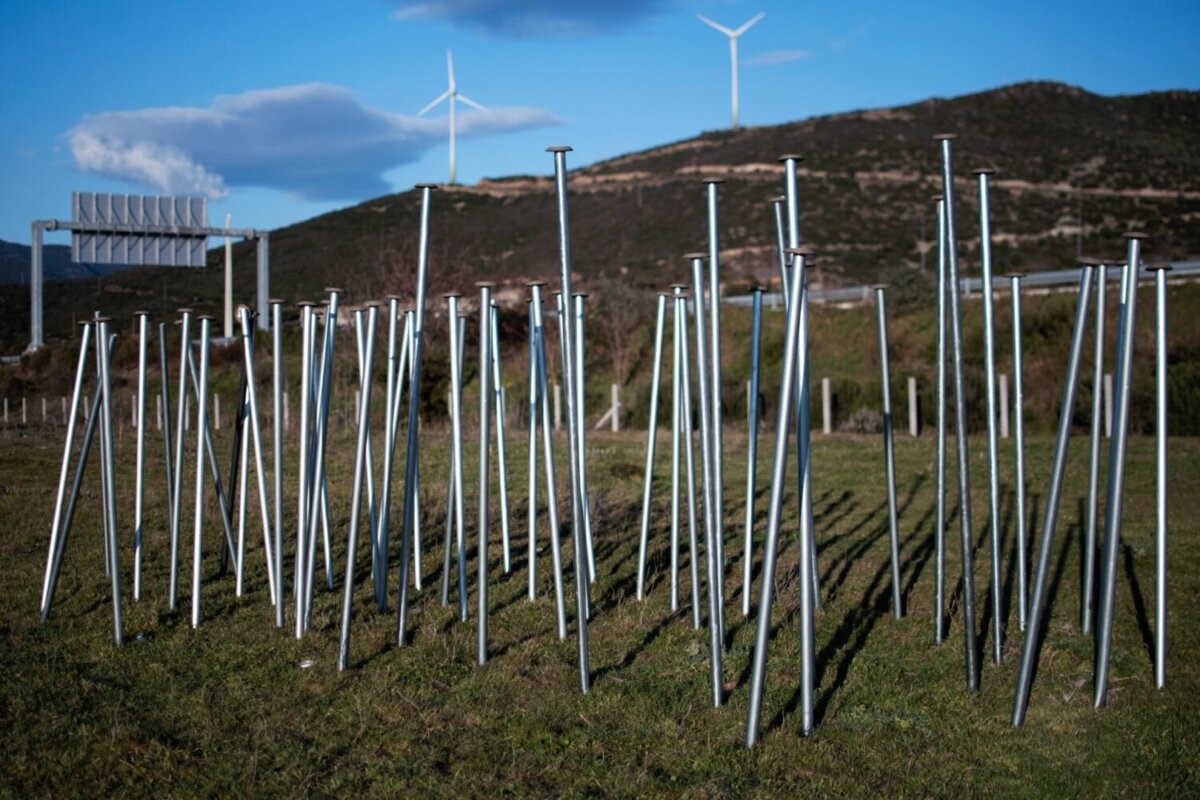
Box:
(456, 94), (488, 113)
(734, 12), (766, 37)
(697, 13), (735, 37)
(446, 49), (456, 93)
(418, 89), (452, 117)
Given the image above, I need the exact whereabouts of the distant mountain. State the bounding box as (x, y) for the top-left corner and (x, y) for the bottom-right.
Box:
(3, 81), (1198, 351)
(0, 239), (127, 284)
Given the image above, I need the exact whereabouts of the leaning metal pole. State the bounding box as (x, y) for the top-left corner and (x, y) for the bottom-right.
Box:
(526, 297), (539, 601)
(169, 309), (193, 611)
(1011, 264), (1095, 726)
(934, 197), (948, 644)
(270, 299), (285, 629)
(572, 293), (597, 585)
(676, 288), (703, 628)
(41, 321), (91, 617)
(531, 283), (569, 639)
(237, 306), (276, 608)
(338, 304), (378, 671)
(1149, 262), (1170, 689)
(742, 286), (763, 618)
(744, 248), (808, 747)
(1081, 258), (1107, 635)
(636, 293), (668, 599)
(937, 134), (979, 691)
(875, 286), (904, 619)
(1094, 233), (1145, 707)
(490, 300), (513, 575)
(1009, 273), (1028, 632)
(548, 146), (590, 693)
(159, 322), (175, 592)
(376, 296), (401, 608)
(295, 302), (315, 637)
(396, 184), (436, 646)
(690, 254), (724, 708)
(95, 317), (124, 645)
(704, 179), (727, 631)
(477, 282), (494, 665)
(190, 316), (213, 629)
(976, 168), (1005, 663)
(132, 311), (149, 601)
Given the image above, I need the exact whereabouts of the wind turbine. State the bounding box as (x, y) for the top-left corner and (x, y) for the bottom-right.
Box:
(418, 50), (488, 185)
(697, 12), (765, 130)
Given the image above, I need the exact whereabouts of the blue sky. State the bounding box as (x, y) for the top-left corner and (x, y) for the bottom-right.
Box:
(2, 0), (1198, 245)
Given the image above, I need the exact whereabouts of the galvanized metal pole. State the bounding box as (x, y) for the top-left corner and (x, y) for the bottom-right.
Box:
(478, 282), (494, 664)
(376, 296), (402, 610)
(270, 300), (285, 628)
(704, 179), (727, 629)
(132, 311), (149, 601)
(1148, 262), (1171, 688)
(676, 289), (703, 628)
(975, 169), (1005, 663)
(440, 297), (469, 619)
(669, 287), (683, 611)
(1011, 264), (1095, 726)
(1008, 273), (1028, 632)
(237, 306), (276, 607)
(1094, 233), (1146, 707)
(875, 286), (904, 619)
(1081, 258), (1107, 635)
(42, 364), (104, 619)
(742, 286), (763, 617)
(527, 297), (539, 601)
(779, 155), (820, 611)
(294, 302), (316, 637)
(934, 197), (947, 644)
(573, 293), (596, 585)
(41, 321), (91, 617)
(190, 316), (213, 629)
(636, 293), (669, 600)
(397, 184), (436, 646)
(169, 310), (193, 612)
(792, 249), (818, 734)
(95, 318), (123, 645)
(306, 288), (341, 602)
(744, 248), (808, 747)
(490, 300), (513, 575)
(690, 254), (723, 708)
(158, 322), (175, 597)
(338, 304), (378, 671)
(937, 134), (979, 691)
(531, 283), (569, 639)
(547, 146), (590, 693)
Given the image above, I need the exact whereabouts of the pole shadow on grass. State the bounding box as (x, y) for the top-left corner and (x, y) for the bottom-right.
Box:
(773, 521), (932, 731)
(1121, 542), (1155, 668)
(1021, 503), (1079, 692)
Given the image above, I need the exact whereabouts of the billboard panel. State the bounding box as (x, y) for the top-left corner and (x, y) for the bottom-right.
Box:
(71, 192), (207, 267)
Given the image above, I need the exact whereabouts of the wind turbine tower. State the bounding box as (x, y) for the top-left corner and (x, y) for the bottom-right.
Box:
(418, 50), (488, 184)
(697, 12), (765, 130)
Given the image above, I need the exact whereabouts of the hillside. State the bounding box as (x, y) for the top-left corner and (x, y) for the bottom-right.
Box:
(2, 81), (1199, 351)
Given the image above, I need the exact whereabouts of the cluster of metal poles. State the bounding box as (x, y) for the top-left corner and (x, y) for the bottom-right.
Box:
(38, 137), (1173, 742)
(925, 138), (1171, 724)
(38, 155), (598, 691)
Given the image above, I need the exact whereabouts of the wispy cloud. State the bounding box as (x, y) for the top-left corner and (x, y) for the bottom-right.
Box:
(390, 0), (667, 37)
(746, 49), (811, 67)
(828, 21), (871, 53)
(65, 84), (560, 200)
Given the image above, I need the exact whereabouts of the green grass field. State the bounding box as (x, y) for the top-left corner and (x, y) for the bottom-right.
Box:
(1, 419), (1196, 796)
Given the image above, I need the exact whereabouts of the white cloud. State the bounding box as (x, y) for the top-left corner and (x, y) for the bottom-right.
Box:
(746, 49), (812, 67)
(390, 0), (666, 37)
(66, 83), (560, 200)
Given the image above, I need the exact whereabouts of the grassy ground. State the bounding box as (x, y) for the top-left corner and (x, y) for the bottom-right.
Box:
(1, 418), (1196, 797)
